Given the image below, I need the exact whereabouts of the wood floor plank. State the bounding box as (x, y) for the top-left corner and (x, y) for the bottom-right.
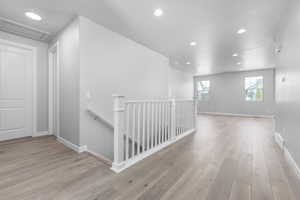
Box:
(272, 142), (300, 200)
(205, 157), (239, 200)
(162, 122), (242, 200)
(252, 133), (274, 200)
(229, 181), (251, 200)
(264, 142), (295, 200)
(0, 116), (299, 200)
(229, 136), (253, 200)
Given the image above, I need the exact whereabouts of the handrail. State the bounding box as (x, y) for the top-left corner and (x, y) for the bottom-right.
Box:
(125, 99), (172, 104)
(175, 99), (194, 102)
(125, 98), (196, 104)
(86, 107), (114, 130)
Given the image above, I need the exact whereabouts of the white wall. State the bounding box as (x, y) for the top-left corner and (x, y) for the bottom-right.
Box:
(51, 19), (81, 145)
(168, 67), (194, 99)
(194, 69), (275, 116)
(275, 1), (300, 167)
(0, 31), (49, 132)
(79, 16), (171, 159)
(50, 16), (194, 159)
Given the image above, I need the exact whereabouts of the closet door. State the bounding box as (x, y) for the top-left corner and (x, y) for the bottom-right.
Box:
(0, 43), (33, 141)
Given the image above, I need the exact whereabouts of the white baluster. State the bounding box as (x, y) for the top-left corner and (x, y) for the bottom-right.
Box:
(184, 102), (186, 132)
(163, 103), (165, 143)
(171, 99), (176, 140)
(180, 102), (182, 134)
(125, 104), (129, 161)
(132, 104), (136, 157)
(165, 102), (168, 141)
(158, 103), (162, 145)
(155, 103), (158, 146)
(194, 98), (197, 129)
(142, 103), (146, 153)
(137, 103), (141, 155)
(151, 102), (154, 148)
(167, 102), (171, 140)
(147, 102), (150, 151)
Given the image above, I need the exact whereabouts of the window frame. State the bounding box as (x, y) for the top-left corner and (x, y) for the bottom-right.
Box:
(197, 80), (210, 101)
(244, 76), (264, 102)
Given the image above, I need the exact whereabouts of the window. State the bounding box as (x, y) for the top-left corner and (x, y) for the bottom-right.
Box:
(197, 80), (210, 100)
(244, 76), (263, 101)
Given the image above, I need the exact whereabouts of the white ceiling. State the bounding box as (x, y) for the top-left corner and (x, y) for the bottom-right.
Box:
(0, 0), (293, 75)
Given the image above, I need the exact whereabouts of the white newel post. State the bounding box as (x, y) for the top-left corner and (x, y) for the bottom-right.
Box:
(193, 97), (198, 128)
(111, 94), (125, 173)
(171, 99), (176, 140)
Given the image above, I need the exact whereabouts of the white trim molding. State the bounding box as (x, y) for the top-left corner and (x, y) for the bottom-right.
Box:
(56, 135), (114, 166)
(274, 132), (300, 179)
(33, 131), (51, 137)
(57, 136), (87, 153)
(199, 112), (274, 119)
(274, 132), (285, 150)
(85, 149), (112, 166)
(174, 129), (196, 142)
(48, 42), (60, 138)
(56, 136), (113, 166)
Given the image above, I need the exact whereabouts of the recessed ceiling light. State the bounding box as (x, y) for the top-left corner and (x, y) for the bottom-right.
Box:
(232, 53), (238, 57)
(237, 62), (241, 65)
(237, 28), (247, 34)
(186, 62), (191, 65)
(25, 12), (42, 21)
(190, 42), (197, 46)
(153, 8), (163, 17)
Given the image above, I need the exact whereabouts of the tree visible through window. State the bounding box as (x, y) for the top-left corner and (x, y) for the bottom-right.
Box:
(197, 80), (210, 100)
(245, 76), (263, 101)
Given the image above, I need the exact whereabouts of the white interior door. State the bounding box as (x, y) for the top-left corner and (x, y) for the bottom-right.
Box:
(0, 43), (33, 141)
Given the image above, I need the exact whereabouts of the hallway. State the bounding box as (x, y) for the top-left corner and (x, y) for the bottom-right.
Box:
(0, 115), (299, 200)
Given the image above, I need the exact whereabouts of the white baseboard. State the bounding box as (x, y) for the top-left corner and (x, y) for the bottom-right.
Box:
(33, 131), (51, 137)
(285, 147), (300, 179)
(111, 128), (196, 173)
(0, 131), (51, 142)
(274, 132), (285, 150)
(85, 149), (112, 166)
(274, 132), (300, 179)
(78, 145), (87, 153)
(0, 131), (30, 142)
(199, 112), (274, 118)
(56, 136), (113, 165)
(175, 128), (197, 142)
(56, 136), (87, 153)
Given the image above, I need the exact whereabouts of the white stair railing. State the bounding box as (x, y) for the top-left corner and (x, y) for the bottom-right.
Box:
(111, 95), (197, 173)
(175, 99), (195, 139)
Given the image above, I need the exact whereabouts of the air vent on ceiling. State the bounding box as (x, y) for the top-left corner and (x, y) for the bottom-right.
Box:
(0, 17), (51, 42)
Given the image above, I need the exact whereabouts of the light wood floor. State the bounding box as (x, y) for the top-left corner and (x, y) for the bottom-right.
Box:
(1, 115), (300, 200)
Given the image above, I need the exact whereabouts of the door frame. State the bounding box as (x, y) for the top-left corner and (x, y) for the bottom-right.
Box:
(0, 38), (37, 137)
(48, 42), (60, 137)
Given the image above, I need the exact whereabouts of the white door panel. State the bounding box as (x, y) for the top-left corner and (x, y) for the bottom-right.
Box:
(1, 50), (26, 98)
(0, 43), (33, 141)
(0, 99), (25, 108)
(0, 109), (25, 130)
